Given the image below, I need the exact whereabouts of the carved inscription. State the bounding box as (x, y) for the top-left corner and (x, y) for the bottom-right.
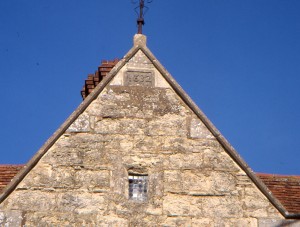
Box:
(125, 71), (154, 87)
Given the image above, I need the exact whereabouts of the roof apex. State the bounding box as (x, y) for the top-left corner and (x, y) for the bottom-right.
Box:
(1, 35), (300, 219)
(134, 34), (147, 47)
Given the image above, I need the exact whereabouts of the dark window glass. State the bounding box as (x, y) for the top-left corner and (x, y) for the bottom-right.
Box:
(128, 175), (148, 201)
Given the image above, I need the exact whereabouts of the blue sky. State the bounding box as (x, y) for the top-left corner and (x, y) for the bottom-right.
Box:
(0, 1), (299, 175)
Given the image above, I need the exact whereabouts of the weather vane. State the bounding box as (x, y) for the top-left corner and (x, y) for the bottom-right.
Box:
(132, 0), (153, 34)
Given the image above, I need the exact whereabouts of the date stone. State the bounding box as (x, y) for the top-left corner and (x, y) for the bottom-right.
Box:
(125, 71), (154, 87)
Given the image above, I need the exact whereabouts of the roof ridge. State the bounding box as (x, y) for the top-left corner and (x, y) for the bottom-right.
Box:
(257, 173), (300, 179)
(0, 164), (25, 167)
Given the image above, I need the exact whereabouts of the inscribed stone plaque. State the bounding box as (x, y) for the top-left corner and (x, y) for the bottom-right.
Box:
(125, 71), (154, 87)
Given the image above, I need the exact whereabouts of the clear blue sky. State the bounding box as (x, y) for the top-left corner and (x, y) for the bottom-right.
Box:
(0, 1), (299, 175)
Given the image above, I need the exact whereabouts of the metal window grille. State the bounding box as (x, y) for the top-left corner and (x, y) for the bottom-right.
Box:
(128, 175), (148, 201)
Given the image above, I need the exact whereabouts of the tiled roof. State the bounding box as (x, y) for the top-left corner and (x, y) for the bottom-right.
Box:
(81, 59), (119, 100)
(0, 165), (24, 192)
(257, 173), (300, 214)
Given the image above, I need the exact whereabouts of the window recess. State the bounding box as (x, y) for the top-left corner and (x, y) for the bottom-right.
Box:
(128, 174), (148, 202)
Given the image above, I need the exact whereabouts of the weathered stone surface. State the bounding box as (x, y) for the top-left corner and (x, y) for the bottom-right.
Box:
(87, 86), (190, 119)
(162, 217), (192, 227)
(259, 219), (300, 227)
(164, 170), (237, 196)
(94, 118), (147, 135)
(191, 218), (212, 227)
(97, 215), (129, 227)
(0, 210), (23, 227)
(0, 41), (286, 226)
(128, 50), (153, 69)
(200, 196), (243, 218)
(190, 118), (214, 139)
(163, 194), (191, 216)
(221, 218), (258, 227)
(124, 70), (154, 87)
(67, 112), (90, 132)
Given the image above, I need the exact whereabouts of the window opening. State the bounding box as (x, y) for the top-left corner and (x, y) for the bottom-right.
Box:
(128, 174), (148, 201)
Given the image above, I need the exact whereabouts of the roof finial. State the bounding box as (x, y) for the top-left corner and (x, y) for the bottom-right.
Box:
(132, 0), (153, 34)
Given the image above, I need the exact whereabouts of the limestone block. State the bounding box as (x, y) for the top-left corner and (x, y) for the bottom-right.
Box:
(223, 218), (258, 227)
(0, 211), (3, 224)
(245, 186), (269, 199)
(147, 114), (187, 136)
(190, 118), (214, 139)
(162, 217), (192, 227)
(3, 190), (56, 212)
(100, 134), (132, 151)
(110, 166), (127, 195)
(82, 149), (111, 169)
(94, 118), (146, 135)
(17, 164), (53, 189)
(163, 194), (202, 217)
(132, 135), (163, 153)
(0, 210), (23, 226)
(163, 194), (191, 216)
(122, 154), (164, 169)
(258, 219), (300, 227)
(243, 187), (270, 210)
(96, 104), (126, 119)
(202, 149), (240, 171)
(129, 214), (162, 227)
(96, 215), (129, 227)
(28, 211), (102, 226)
(164, 170), (183, 192)
(161, 137), (221, 155)
(266, 205), (284, 218)
(46, 167), (75, 189)
(168, 153), (203, 169)
(154, 68), (171, 88)
(211, 172), (237, 194)
(54, 133), (105, 150)
(200, 196), (243, 218)
(160, 137), (187, 153)
(74, 169), (110, 190)
(44, 145), (84, 166)
(191, 218), (213, 227)
(67, 112), (90, 132)
(43, 134), (119, 168)
(97, 87), (130, 102)
(89, 85), (188, 119)
(165, 169), (237, 196)
(127, 50), (153, 69)
(56, 192), (107, 214)
(145, 203), (163, 216)
(87, 88), (129, 117)
(149, 172), (164, 198)
(178, 171), (236, 195)
(243, 193), (271, 217)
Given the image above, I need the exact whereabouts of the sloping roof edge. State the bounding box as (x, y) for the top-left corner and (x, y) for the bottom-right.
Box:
(138, 43), (299, 219)
(0, 35), (142, 204)
(0, 34), (298, 219)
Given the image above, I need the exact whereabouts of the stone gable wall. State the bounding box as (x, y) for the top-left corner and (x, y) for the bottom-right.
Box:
(0, 51), (286, 226)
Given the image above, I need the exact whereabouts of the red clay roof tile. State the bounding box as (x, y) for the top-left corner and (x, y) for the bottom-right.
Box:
(0, 165), (24, 192)
(257, 173), (300, 214)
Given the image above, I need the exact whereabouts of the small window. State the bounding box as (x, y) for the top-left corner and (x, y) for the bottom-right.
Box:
(128, 174), (148, 201)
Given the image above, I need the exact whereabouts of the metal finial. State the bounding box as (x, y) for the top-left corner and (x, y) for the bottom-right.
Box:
(132, 0), (153, 34)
